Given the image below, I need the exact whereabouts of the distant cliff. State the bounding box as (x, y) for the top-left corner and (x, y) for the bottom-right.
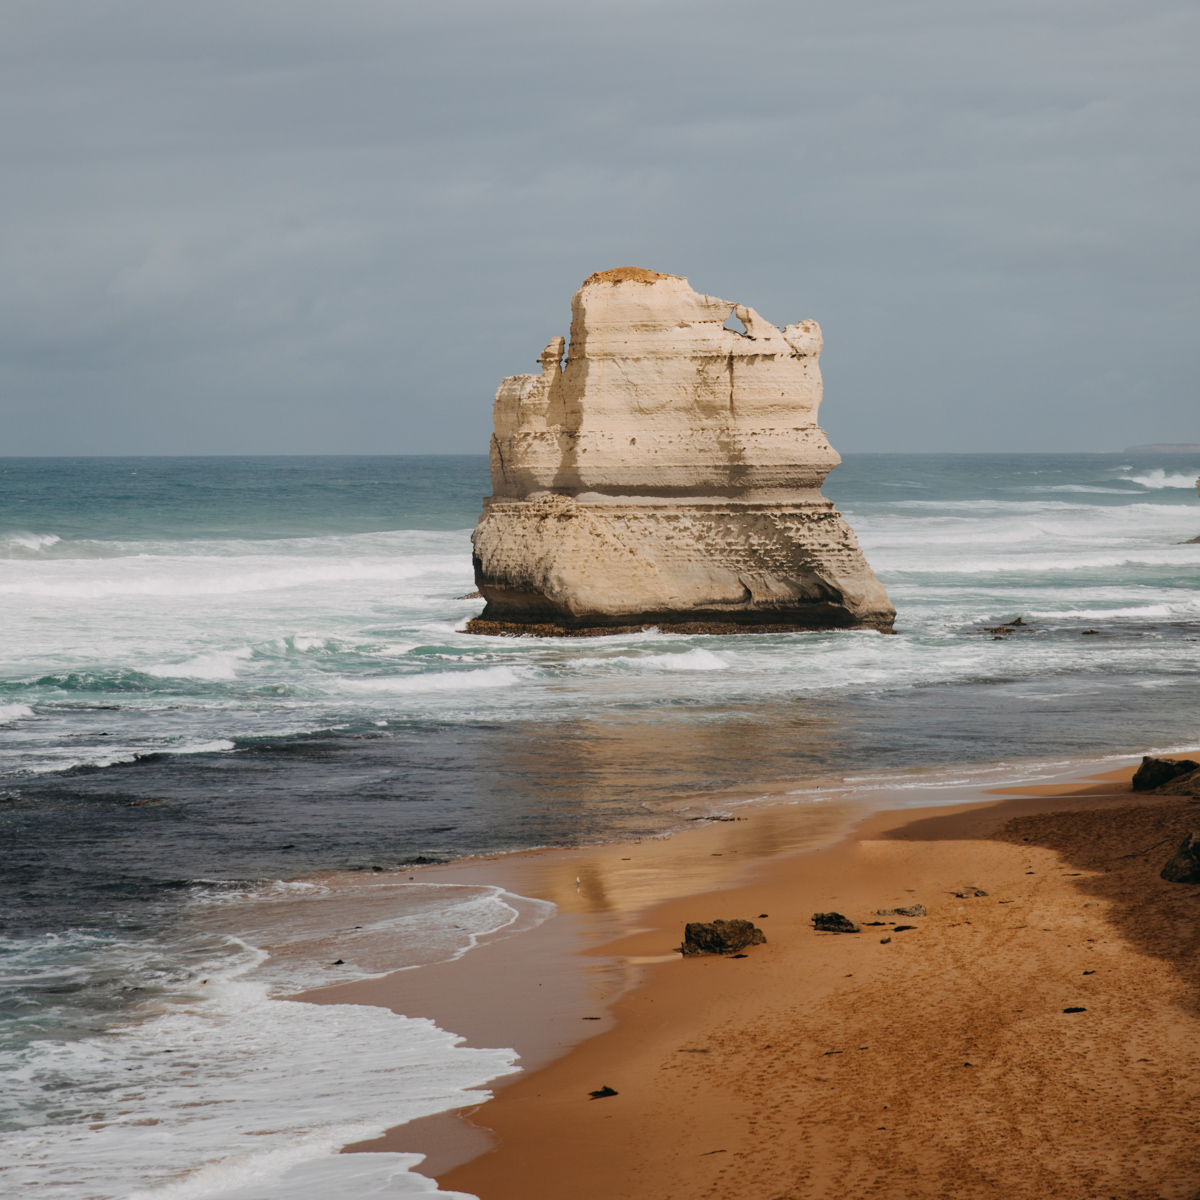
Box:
(467, 268), (894, 636)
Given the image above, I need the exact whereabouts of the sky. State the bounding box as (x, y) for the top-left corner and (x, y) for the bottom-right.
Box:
(1, 0), (1196, 455)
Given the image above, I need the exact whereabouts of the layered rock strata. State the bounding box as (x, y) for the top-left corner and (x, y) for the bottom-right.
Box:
(468, 267), (895, 635)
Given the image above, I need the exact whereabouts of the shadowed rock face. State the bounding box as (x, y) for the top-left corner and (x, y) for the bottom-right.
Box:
(1160, 831), (1200, 883)
(469, 268), (895, 635)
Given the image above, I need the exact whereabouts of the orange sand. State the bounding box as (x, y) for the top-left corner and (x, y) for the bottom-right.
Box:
(433, 767), (1200, 1200)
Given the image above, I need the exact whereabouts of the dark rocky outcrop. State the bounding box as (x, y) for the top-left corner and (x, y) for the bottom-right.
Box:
(982, 617), (1030, 637)
(876, 904), (926, 917)
(679, 919), (766, 956)
(1160, 832), (1200, 883)
(812, 912), (861, 933)
(1132, 756), (1199, 791)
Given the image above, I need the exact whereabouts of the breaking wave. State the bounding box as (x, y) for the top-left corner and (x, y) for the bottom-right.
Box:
(1121, 469), (1198, 490)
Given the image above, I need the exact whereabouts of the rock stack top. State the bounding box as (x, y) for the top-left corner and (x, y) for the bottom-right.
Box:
(489, 268), (835, 502)
(581, 265), (678, 285)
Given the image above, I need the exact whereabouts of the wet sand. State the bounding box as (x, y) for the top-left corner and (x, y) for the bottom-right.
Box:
(304, 760), (1200, 1198)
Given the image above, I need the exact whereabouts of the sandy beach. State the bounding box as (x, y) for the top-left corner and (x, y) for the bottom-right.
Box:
(292, 757), (1200, 1199)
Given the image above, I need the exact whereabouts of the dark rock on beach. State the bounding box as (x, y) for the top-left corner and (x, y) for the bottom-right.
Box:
(1160, 832), (1200, 883)
(877, 904), (926, 918)
(679, 919), (767, 956)
(812, 912), (861, 933)
(1132, 756), (1199, 792)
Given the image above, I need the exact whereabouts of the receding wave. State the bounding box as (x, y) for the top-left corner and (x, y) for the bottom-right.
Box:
(337, 665), (526, 693)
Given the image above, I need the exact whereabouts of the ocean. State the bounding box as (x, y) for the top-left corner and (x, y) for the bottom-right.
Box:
(2, 452), (1198, 1198)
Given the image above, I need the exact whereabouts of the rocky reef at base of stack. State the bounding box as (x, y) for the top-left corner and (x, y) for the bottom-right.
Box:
(467, 267), (895, 636)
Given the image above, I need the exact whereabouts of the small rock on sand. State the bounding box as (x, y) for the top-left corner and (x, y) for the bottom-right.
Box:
(679, 919), (767, 956)
(813, 912), (862, 933)
(877, 904), (926, 917)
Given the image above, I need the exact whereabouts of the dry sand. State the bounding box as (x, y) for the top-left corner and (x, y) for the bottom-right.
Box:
(304, 762), (1200, 1199)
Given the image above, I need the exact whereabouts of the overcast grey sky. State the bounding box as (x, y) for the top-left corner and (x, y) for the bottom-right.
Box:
(1, 0), (1196, 455)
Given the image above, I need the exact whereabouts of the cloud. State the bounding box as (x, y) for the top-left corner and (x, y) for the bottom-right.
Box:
(1, 0), (1197, 453)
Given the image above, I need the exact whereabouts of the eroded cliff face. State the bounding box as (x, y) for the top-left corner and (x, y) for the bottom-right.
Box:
(469, 267), (895, 634)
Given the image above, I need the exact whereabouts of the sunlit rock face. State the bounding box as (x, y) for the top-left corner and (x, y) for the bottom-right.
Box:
(468, 267), (895, 635)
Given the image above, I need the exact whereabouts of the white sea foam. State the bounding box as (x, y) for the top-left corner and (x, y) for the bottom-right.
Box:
(172, 1152), (477, 1199)
(1030, 603), (1195, 620)
(1122, 469), (1198, 489)
(290, 636), (328, 651)
(0, 979), (514, 1199)
(15, 747), (144, 773)
(162, 739), (237, 755)
(0, 560), (445, 600)
(1, 882), (554, 1200)
(337, 665), (526, 694)
(145, 648), (254, 680)
(1033, 485), (1142, 494)
(0, 739), (240, 777)
(625, 647), (729, 671)
(0, 702), (34, 722)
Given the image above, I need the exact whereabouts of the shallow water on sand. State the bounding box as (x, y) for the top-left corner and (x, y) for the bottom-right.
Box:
(1, 452), (1197, 1197)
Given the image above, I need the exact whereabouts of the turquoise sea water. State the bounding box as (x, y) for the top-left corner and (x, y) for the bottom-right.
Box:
(1, 452), (1198, 1198)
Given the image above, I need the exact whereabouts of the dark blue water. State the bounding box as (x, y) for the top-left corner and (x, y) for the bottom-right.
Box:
(3, 453), (1199, 934)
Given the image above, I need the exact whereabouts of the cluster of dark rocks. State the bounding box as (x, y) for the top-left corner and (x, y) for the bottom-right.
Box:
(981, 617), (1030, 639)
(812, 904), (932, 936)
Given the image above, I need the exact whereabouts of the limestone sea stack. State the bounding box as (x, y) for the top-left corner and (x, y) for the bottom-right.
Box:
(467, 268), (895, 636)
